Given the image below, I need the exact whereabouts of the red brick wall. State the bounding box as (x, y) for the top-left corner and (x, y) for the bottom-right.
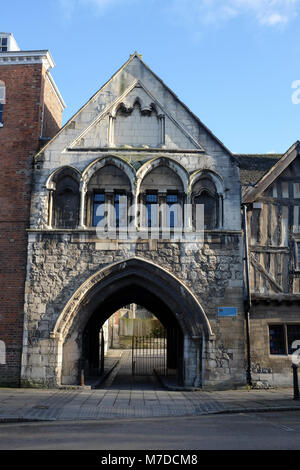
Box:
(0, 63), (62, 386)
(42, 69), (63, 139)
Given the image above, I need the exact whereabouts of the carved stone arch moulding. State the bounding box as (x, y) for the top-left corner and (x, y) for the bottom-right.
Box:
(45, 166), (82, 228)
(51, 257), (214, 342)
(82, 155), (136, 193)
(189, 169), (224, 197)
(112, 97), (161, 117)
(45, 165), (82, 191)
(190, 169), (224, 229)
(110, 84), (164, 118)
(136, 157), (189, 194)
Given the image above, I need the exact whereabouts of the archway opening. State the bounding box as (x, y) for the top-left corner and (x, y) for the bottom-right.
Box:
(80, 284), (184, 387)
(57, 258), (212, 389)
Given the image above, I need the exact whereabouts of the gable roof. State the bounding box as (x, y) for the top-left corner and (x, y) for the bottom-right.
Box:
(35, 52), (233, 160)
(242, 141), (300, 203)
(68, 79), (204, 151)
(129, 54), (234, 157)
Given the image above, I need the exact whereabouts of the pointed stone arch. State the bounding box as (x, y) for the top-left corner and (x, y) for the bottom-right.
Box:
(52, 257), (213, 341)
(189, 169), (224, 196)
(45, 166), (81, 228)
(189, 170), (225, 229)
(46, 165), (82, 190)
(50, 257), (214, 386)
(136, 157), (189, 194)
(82, 155), (136, 193)
(114, 96), (160, 117)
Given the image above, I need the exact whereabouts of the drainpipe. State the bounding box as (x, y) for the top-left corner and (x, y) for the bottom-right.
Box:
(242, 204), (252, 387)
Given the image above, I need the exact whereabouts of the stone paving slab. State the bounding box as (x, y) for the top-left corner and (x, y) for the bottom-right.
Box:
(1, 352), (300, 422)
(0, 386), (300, 422)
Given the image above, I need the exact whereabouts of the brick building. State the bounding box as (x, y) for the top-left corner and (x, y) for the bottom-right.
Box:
(0, 33), (65, 386)
(0, 34), (299, 390)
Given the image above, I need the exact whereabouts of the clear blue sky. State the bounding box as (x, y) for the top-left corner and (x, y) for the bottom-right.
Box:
(2, 0), (300, 154)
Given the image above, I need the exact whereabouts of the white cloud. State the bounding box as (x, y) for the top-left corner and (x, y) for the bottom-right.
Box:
(170, 0), (300, 27)
(58, 0), (299, 26)
(58, 0), (136, 16)
(79, 0), (119, 8)
(261, 12), (288, 25)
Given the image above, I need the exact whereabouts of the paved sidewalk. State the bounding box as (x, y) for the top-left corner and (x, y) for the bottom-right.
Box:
(1, 350), (300, 422)
(1, 385), (300, 423)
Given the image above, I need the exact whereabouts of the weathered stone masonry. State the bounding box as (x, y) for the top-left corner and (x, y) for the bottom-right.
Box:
(1, 36), (299, 390)
(20, 51), (246, 389)
(22, 232), (245, 388)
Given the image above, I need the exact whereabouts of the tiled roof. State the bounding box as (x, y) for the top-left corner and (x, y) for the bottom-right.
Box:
(235, 154), (282, 188)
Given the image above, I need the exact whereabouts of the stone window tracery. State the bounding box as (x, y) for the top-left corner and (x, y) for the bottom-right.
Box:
(52, 174), (80, 229)
(146, 193), (158, 228)
(192, 176), (220, 230)
(87, 164), (132, 229)
(139, 165), (184, 232)
(93, 192), (105, 227)
(166, 193), (180, 228)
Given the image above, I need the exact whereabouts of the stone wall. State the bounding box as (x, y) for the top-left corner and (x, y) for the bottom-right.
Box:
(114, 103), (160, 148)
(249, 302), (300, 388)
(21, 231), (246, 388)
(20, 53), (246, 389)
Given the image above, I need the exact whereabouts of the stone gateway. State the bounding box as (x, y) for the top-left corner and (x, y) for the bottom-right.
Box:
(0, 34), (299, 390)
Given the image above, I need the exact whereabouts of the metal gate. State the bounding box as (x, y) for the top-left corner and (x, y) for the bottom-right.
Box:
(131, 332), (167, 376)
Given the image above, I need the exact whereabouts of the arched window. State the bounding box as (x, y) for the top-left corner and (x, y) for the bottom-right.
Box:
(87, 164), (132, 229)
(139, 165), (184, 231)
(192, 176), (219, 230)
(0, 80), (5, 126)
(52, 170), (80, 229)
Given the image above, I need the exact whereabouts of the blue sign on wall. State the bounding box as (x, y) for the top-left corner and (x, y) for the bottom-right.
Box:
(218, 307), (237, 317)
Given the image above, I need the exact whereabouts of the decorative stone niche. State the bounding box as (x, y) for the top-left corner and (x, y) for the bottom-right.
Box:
(113, 99), (164, 148)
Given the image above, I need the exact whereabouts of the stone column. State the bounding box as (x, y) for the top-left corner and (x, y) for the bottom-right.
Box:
(159, 190), (167, 238)
(183, 335), (203, 387)
(47, 188), (55, 228)
(158, 114), (165, 146)
(138, 193), (147, 239)
(108, 114), (115, 147)
(184, 193), (193, 240)
(79, 181), (87, 229)
(203, 337), (218, 389)
(125, 188), (137, 241)
(105, 189), (115, 238)
(218, 195), (223, 229)
(131, 189), (138, 233)
(177, 191), (184, 239)
(50, 333), (64, 387)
